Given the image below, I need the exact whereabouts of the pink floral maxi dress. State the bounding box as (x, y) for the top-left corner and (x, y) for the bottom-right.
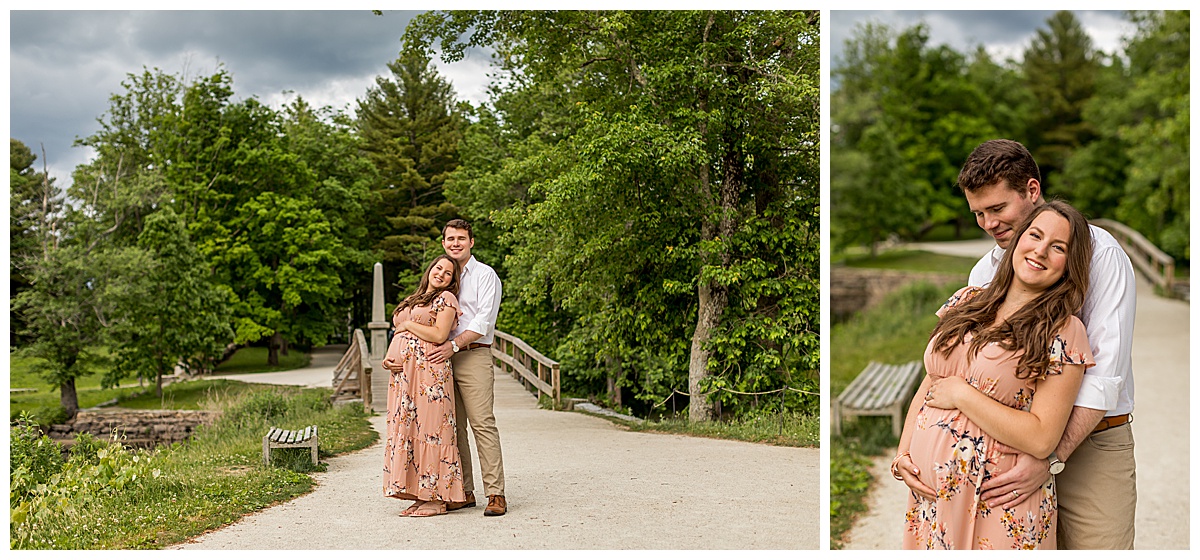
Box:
(902, 287), (1094, 550)
(382, 292), (467, 504)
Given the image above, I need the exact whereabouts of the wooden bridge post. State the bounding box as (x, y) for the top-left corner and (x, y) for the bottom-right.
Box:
(552, 363), (561, 410)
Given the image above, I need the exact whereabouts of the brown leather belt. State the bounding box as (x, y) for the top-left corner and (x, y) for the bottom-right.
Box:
(1092, 414), (1131, 434)
(468, 343), (491, 350)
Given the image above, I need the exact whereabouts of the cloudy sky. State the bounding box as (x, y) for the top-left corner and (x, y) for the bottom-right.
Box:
(8, 9), (497, 188)
(830, 10), (1135, 69)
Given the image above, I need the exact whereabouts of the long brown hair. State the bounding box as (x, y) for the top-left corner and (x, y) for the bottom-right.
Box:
(931, 200), (1092, 379)
(393, 255), (460, 316)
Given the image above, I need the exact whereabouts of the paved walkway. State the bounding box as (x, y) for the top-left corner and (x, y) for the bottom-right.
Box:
(177, 349), (820, 549)
(843, 249), (1190, 549)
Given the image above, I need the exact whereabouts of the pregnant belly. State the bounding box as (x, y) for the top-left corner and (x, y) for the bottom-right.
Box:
(908, 407), (1015, 492)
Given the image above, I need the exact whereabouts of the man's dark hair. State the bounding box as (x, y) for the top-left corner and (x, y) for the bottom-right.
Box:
(443, 218), (473, 239)
(957, 139), (1042, 194)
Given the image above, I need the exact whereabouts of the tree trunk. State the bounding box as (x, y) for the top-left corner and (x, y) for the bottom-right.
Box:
(605, 355), (623, 407)
(268, 332), (282, 366)
(60, 377), (79, 420)
(689, 281), (726, 421)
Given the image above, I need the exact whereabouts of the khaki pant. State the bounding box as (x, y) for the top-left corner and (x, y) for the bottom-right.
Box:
(452, 347), (505, 496)
(1056, 422), (1136, 549)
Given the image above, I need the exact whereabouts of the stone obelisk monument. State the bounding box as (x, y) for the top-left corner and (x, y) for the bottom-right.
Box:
(367, 262), (390, 410)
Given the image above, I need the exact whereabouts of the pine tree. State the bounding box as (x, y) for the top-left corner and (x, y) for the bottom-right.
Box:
(1023, 10), (1100, 184)
(356, 50), (462, 302)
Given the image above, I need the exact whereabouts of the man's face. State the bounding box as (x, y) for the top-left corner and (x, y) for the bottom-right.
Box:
(442, 227), (474, 264)
(964, 180), (1041, 249)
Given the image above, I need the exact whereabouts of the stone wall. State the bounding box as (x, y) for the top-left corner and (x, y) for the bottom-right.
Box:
(830, 267), (967, 321)
(47, 409), (221, 447)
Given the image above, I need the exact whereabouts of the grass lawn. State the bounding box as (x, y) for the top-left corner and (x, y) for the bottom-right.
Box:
(116, 379), (264, 410)
(11, 384), (378, 549)
(214, 347), (310, 374)
(840, 249), (980, 274)
(9, 347), (152, 423)
(624, 410), (820, 447)
(10, 345), (311, 423)
(829, 280), (960, 549)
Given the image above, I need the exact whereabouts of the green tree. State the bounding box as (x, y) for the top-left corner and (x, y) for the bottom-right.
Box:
(108, 207), (233, 397)
(281, 97), (380, 332)
(1023, 10), (1101, 185)
(209, 192), (346, 365)
(356, 49), (462, 300)
(9, 139), (58, 346)
(11, 160), (121, 418)
(405, 10), (821, 420)
(1059, 10), (1189, 260)
(832, 22), (1001, 248)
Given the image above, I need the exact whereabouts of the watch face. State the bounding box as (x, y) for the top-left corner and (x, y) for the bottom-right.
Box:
(1050, 462), (1065, 475)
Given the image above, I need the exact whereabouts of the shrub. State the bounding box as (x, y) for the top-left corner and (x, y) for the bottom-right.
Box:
(222, 389), (290, 427)
(10, 413), (65, 502)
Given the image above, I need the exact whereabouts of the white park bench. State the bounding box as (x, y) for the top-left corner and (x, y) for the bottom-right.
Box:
(262, 425), (319, 465)
(833, 361), (923, 437)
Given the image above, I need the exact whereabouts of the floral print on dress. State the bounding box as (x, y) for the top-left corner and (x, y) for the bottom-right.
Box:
(382, 291), (467, 504)
(902, 286), (1095, 550)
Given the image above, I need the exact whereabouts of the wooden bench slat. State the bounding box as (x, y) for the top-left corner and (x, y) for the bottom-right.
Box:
(835, 360), (923, 437)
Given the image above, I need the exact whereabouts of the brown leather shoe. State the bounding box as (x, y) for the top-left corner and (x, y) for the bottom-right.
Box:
(446, 491), (476, 511)
(484, 494), (507, 516)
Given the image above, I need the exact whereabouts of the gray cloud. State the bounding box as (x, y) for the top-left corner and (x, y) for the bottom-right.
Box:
(9, 10), (495, 188)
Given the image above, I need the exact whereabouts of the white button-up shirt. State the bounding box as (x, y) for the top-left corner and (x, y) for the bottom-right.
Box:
(453, 255), (502, 344)
(968, 224), (1136, 415)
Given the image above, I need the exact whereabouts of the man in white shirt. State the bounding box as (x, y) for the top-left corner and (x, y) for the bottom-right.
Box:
(955, 139), (1137, 548)
(387, 218), (507, 516)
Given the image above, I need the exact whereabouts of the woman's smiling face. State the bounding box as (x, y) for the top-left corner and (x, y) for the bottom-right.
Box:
(1011, 210), (1071, 292)
(427, 258), (455, 291)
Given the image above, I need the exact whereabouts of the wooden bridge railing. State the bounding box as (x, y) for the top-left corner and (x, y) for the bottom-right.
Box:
(491, 330), (560, 409)
(1091, 219), (1176, 293)
(332, 329), (371, 405)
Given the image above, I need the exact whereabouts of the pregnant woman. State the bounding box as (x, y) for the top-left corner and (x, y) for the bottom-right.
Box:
(894, 201), (1096, 549)
(382, 254), (466, 518)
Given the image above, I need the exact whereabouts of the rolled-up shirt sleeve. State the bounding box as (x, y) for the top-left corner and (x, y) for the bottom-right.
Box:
(1074, 245), (1136, 412)
(465, 269), (502, 337)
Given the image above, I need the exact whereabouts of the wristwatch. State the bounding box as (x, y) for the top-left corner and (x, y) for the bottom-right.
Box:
(1048, 452), (1065, 475)
(451, 340), (460, 353)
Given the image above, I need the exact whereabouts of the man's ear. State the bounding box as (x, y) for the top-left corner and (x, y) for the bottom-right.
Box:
(1027, 178), (1042, 203)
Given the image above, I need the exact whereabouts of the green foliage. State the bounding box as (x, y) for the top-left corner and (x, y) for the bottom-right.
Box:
(67, 65), (378, 371)
(406, 10), (821, 420)
(833, 11), (1190, 264)
(1061, 10), (1190, 261)
(109, 207), (233, 394)
(9, 139), (57, 346)
(356, 48), (463, 303)
(1023, 10), (1101, 182)
(9, 413), (66, 493)
(222, 389), (292, 428)
(11, 427), (160, 549)
(10, 385), (376, 549)
(832, 22), (1001, 252)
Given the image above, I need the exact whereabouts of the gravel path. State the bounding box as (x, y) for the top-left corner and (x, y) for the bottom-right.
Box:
(842, 270), (1190, 549)
(177, 353), (820, 549)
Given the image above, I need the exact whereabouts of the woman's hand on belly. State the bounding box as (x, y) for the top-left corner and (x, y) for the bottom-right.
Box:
(895, 454), (937, 501)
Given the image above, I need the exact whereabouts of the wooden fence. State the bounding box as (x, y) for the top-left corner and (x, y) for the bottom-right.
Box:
(332, 329), (371, 404)
(1091, 219), (1176, 294)
(492, 330), (560, 409)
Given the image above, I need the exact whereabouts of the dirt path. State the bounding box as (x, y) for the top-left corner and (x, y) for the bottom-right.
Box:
(176, 355), (820, 549)
(842, 272), (1190, 549)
